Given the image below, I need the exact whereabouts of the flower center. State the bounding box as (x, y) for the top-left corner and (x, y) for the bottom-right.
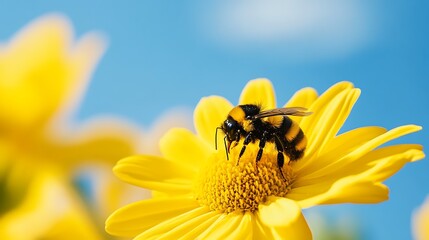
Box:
(195, 141), (294, 213)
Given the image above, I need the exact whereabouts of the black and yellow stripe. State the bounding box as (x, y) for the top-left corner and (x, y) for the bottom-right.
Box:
(280, 117), (306, 161)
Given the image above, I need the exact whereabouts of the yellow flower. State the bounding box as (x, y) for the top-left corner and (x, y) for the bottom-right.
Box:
(0, 13), (140, 171)
(106, 79), (424, 239)
(412, 196), (429, 240)
(0, 168), (102, 240)
(0, 14), (140, 239)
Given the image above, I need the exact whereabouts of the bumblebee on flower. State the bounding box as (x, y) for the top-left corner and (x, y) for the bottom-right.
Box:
(216, 103), (311, 180)
(106, 79), (424, 239)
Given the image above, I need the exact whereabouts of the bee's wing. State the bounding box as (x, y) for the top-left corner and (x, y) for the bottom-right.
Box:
(252, 107), (312, 119)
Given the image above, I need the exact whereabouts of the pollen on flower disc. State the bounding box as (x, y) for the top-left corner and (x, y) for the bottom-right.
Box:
(195, 142), (294, 213)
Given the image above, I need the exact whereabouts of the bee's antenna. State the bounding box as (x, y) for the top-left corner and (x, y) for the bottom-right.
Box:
(215, 127), (229, 160)
(215, 127), (221, 150)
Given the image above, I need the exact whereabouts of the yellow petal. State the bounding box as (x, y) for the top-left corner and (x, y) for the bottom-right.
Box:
(239, 78), (277, 109)
(152, 210), (220, 239)
(294, 82), (355, 173)
(295, 144), (423, 189)
(38, 118), (140, 168)
(113, 155), (194, 194)
(56, 31), (105, 121)
(299, 125), (422, 180)
(321, 126), (388, 157)
(258, 197), (312, 240)
(284, 87), (318, 124)
(292, 148), (422, 208)
(198, 212), (253, 240)
(252, 213), (275, 239)
(194, 96), (233, 145)
(160, 128), (212, 171)
(291, 145), (423, 203)
(361, 149), (424, 183)
(295, 126), (387, 176)
(299, 81), (354, 133)
(180, 212), (225, 239)
(363, 144), (425, 164)
(141, 107), (194, 155)
(342, 125), (423, 163)
(0, 14), (104, 132)
(0, 170), (102, 240)
(285, 87), (318, 109)
(413, 196), (429, 240)
(0, 14), (69, 131)
(105, 196), (198, 237)
(304, 88), (360, 158)
(293, 180), (389, 208)
(259, 197), (299, 226)
(134, 206), (209, 239)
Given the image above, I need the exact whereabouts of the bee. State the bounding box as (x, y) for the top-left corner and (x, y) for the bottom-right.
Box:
(215, 104), (311, 179)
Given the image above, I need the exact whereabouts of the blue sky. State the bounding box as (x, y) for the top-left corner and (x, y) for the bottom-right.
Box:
(1, 1), (428, 239)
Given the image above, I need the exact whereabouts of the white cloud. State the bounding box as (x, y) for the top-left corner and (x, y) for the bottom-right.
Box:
(199, 0), (376, 60)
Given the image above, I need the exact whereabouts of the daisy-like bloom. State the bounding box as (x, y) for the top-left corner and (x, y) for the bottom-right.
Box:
(0, 14), (141, 239)
(106, 79), (424, 239)
(412, 196), (429, 240)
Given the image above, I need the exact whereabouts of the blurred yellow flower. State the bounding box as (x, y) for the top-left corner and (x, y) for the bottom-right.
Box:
(413, 196), (429, 240)
(0, 14), (140, 171)
(106, 79), (424, 239)
(0, 169), (102, 240)
(0, 14), (141, 239)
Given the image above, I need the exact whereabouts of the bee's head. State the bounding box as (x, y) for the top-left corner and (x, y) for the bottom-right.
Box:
(215, 106), (246, 155)
(221, 117), (240, 142)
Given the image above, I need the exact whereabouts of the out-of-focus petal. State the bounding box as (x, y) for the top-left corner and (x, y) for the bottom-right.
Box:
(0, 14), (104, 132)
(413, 196), (429, 240)
(39, 118), (141, 168)
(0, 170), (102, 240)
(54, 32), (105, 123)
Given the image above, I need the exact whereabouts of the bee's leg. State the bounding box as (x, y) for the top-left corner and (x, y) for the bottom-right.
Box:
(223, 135), (229, 160)
(256, 131), (269, 162)
(274, 136), (287, 181)
(237, 132), (253, 165)
(277, 153), (287, 181)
